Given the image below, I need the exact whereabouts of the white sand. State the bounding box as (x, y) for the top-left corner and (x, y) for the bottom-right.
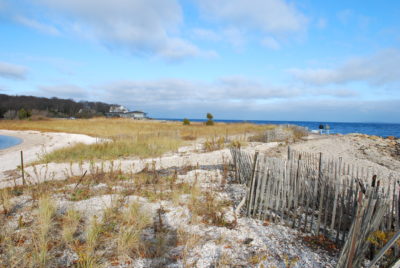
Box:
(0, 129), (279, 188)
(0, 130), (98, 182)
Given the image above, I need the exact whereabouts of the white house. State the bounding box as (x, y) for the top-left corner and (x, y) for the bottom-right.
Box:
(106, 107), (148, 119)
(109, 105), (129, 113)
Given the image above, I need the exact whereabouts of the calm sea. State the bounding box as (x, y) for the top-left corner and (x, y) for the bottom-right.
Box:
(157, 119), (400, 138)
(0, 135), (22, 150)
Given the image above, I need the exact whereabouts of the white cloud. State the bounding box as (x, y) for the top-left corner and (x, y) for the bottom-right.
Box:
(14, 16), (60, 35)
(5, 0), (211, 60)
(197, 0), (308, 33)
(91, 77), (358, 111)
(0, 61), (28, 80)
(289, 49), (400, 86)
(191, 28), (221, 41)
(38, 84), (87, 99)
(222, 28), (247, 50)
(261, 37), (280, 50)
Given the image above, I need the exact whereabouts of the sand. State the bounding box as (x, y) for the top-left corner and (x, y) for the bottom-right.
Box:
(1, 129), (400, 189)
(0, 130), (98, 183)
(1, 130), (398, 267)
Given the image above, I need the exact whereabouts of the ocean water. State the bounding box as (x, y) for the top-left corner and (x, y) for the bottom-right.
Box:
(0, 135), (22, 150)
(157, 119), (400, 138)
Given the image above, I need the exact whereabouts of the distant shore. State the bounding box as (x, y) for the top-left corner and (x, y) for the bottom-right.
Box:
(157, 118), (400, 138)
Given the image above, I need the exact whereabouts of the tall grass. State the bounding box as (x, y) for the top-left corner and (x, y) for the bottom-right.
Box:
(0, 118), (275, 162)
(117, 202), (152, 257)
(41, 135), (182, 162)
(62, 209), (81, 244)
(33, 195), (56, 267)
(76, 216), (102, 268)
(0, 118), (275, 139)
(0, 188), (12, 214)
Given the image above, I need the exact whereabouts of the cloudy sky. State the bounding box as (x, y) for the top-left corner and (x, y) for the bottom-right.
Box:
(0, 0), (400, 122)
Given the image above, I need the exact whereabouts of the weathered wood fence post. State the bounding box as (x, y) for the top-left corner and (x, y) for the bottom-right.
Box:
(246, 151), (259, 217)
(346, 190), (364, 268)
(20, 150), (25, 186)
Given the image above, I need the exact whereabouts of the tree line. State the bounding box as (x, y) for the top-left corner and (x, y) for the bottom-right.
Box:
(0, 94), (116, 119)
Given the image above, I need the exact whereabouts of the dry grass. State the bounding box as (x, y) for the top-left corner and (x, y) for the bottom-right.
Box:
(0, 153), (263, 267)
(117, 202), (152, 257)
(62, 209), (81, 244)
(0, 118), (275, 162)
(188, 190), (235, 228)
(33, 195), (56, 267)
(41, 135), (182, 162)
(0, 117), (274, 139)
(0, 188), (12, 215)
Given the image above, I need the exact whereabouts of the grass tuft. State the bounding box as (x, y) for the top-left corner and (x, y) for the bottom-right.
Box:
(33, 195), (56, 267)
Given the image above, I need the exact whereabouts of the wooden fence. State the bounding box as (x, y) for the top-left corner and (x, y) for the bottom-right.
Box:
(231, 147), (400, 267)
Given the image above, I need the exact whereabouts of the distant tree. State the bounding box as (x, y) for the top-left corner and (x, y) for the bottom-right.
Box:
(0, 93), (115, 118)
(183, 118), (190, 125)
(319, 124), (324, 134)
(206, 113), (214, 126)
(18, 108), (30, 119)
(3, 110), (17, 120)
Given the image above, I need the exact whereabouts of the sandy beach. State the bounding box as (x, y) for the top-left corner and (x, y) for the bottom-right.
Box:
(0, 128), (399, 267)
(1, 129), (399, 188)
(0, 130), (98, 182)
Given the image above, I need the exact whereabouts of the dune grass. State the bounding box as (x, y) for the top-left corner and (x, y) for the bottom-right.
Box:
(41, 135), (182, 163)
(0, 117), (275, 162)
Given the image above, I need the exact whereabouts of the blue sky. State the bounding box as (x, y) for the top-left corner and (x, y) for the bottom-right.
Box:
(0, 0), (400, 122)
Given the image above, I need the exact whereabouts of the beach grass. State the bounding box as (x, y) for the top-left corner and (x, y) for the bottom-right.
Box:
(0, 117), (275, 162)
(40, 135), (182, 163)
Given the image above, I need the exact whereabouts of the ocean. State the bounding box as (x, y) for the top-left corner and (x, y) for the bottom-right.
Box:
(157, 119), (400, 138)
(0, 135), (22, 150)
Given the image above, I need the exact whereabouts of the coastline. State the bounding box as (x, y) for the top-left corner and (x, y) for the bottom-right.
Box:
(0, 129), (98, 179)
(0, 134), (22, 150)
(156, 118), (400, 138)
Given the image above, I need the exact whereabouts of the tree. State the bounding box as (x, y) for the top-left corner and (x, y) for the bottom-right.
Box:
(18, 108), (30, 119)
(183, 118), (190, 125)
(3, 110), (17, 120)
(319, 124), (324, 135)
(205, 113), (214, 126)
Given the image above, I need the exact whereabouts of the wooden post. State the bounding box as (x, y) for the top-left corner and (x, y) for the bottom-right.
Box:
(287, 146), (291, 160)
(347, 191), (364, 268)
(20, 150), (25, 185)
(246, 151), (259, 216)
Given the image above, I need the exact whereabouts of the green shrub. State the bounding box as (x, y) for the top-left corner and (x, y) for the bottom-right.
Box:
(183, 118), (190, 125)
(18, 108), (31, 120)
(205, 113), (214, 126)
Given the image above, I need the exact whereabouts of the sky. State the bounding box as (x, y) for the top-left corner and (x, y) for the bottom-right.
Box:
(0, 0), (400, 122)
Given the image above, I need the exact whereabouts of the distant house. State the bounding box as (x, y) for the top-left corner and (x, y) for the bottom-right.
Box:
(106, 106), (148, 120)
(109, 105), (129, 113)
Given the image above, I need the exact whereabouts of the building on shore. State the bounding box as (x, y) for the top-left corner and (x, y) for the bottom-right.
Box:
(106, 105), (148, 119)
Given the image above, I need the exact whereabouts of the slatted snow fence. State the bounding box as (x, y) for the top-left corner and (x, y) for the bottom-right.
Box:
(231, 147), (400, 268)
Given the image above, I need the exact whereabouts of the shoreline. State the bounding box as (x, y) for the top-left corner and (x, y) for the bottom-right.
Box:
(157, 118), (400, 138)
(0, 129), (98, 179)
(0, 134), (23, 150)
